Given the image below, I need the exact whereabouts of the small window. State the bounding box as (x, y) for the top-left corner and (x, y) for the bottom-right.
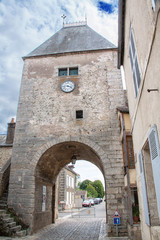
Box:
(59, 68), (67, 76)
(69, 67), (78, 76)
(129, 27), (141, 97)
(76, 110), (83, 119)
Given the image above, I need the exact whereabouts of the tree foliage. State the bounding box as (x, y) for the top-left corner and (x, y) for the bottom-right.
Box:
(79, 179), (92, 190)
(86, 184), (98, 198)
(79, 179), (104, 198)
(91, 180), (104, 198)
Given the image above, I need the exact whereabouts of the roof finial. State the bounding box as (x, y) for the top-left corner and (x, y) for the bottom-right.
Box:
(61, 14), (66, 27)
(85, 13), (87, 24)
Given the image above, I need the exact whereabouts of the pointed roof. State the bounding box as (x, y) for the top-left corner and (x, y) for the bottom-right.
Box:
(26, 24), (116, 58)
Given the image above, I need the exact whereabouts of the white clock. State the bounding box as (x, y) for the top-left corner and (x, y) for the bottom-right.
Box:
(61, 80), (75, 93)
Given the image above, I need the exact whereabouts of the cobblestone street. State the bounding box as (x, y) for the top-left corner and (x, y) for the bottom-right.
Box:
(26, 218), (107, 240)
(0, 218), (107, 240)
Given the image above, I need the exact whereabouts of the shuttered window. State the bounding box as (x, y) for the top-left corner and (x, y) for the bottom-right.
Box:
(126, 136), (135, 169)
(152, 0), (158, 11)
(139, 151), (150, 225)
(129, 28), (141, 97)
(148, 125), (160, 220)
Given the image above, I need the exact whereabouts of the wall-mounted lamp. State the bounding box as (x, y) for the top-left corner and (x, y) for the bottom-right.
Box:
(71, 155), (77, 165)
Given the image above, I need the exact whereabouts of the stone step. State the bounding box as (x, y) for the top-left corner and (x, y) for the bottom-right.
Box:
(1, 192), (7, 196)
(2, 213), (11, 220)
(3, 217), (14, 223)
(1, 196), (7, 201)
(0, 209), (6, 215)
(16, 230), (27, 237)
(0, 203), (7, 209)
(8, 221), (16, 228)
(0, 200), (7, 204)
(10, 225), (22, 232)
(2, 213), (11, 219)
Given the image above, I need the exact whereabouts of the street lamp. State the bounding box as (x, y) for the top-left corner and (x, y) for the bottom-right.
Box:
(71, 155), (77, 165)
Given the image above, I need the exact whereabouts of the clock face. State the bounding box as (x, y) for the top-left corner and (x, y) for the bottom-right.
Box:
(61, 80), (75, 93)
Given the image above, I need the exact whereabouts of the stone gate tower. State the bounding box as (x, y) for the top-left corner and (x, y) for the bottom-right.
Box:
(8, 22), (128, 235)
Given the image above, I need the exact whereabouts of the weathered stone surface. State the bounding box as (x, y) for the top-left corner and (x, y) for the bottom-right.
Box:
(8, 44), (127, 236)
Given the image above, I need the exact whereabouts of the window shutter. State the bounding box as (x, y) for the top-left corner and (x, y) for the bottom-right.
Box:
(148, 125), (160, 220)
(139, 151), (150, 225)
(129, 28), (141, 97)
(151, 0), (157, 11)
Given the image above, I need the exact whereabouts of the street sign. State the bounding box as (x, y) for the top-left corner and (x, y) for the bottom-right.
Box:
(113, 217), (120, 225)
(113, 210), (121, 217)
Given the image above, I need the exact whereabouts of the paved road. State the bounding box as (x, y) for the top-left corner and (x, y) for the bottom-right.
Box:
(0, 202), (130, 240)
(24, 218), (107, 240)
(59, 201), (106, 219)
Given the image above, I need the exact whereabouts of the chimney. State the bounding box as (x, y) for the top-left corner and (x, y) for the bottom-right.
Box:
(6, 118), (16, 144)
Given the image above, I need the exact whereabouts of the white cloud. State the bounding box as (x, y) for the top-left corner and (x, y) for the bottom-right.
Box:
(74, 160), (105, 188)
(0, 0), (118, 133)
(0, 0), (118, 182)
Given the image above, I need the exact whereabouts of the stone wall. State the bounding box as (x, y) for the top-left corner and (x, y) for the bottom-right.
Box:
(127, 223), (142, 240)
(0, 146), (12, 197)
(34, 179), (52, 232)
(0, 147), (12, 171)
(8, 49), (127, 235)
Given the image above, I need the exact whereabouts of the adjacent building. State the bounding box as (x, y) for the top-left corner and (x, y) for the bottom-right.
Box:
(0, 119), (15, 198)
(118, 1), (160, 239)
(58, 165), (77, 210)
(75, 190), (87, 208)
(118, 107), (141, 240)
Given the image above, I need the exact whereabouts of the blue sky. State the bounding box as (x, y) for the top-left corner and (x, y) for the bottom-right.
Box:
(98, 1), (118, 14)
(0, 0), (118, 183)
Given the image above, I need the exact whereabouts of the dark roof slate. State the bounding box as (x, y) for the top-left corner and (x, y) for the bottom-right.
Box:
(26, 24), (116, 58)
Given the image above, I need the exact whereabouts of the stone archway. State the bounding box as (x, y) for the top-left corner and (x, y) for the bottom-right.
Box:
(8, 133), (128, 236)
(33, 137), (108, 232)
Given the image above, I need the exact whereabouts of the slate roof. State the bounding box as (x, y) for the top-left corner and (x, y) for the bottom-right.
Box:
(26, 24), (116, 58)
(0, 135), (6, 145)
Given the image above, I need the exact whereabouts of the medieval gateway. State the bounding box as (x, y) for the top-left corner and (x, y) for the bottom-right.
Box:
(5, 22), (129, 236)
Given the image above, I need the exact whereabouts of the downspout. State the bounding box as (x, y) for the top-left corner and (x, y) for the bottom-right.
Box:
(122, 114), (133, 225)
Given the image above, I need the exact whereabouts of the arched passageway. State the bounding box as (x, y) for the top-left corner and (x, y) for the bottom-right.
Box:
(34, 140), (106, 232)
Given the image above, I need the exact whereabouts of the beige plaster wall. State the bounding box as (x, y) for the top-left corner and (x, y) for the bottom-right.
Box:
(122, 1), (160, 239)
(124, 114), (131, 132)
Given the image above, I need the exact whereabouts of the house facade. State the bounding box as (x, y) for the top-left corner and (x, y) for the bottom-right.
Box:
(118, 1), (160, 239)
(118, 107), (141, 240)
(58, 165), (76, 210)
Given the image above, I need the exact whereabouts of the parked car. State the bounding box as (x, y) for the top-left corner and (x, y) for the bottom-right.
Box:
(88, 199), (94, 206)
(82, 200), (91, 207)
(97, 198), (102, 203)
(93, 198), (100, 204)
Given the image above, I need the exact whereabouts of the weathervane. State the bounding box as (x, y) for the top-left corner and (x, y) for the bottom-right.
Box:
(61, 14), (66, 27)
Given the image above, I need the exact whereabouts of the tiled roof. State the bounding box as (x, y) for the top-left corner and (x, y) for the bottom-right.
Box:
(26, 24), (116, 58)
(0, 135), (6, 145)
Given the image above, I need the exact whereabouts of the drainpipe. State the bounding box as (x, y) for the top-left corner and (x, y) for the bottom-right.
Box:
(122, 114), (133, 226)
